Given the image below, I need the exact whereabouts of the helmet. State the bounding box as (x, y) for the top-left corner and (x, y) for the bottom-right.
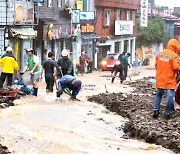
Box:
(61, 49), (68, 57)
(25, 48), (33, 52)
(6, 47), (13, 52)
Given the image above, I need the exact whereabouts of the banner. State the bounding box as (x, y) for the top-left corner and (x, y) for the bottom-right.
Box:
(76, 0), (83, 11)
(140, 0), (148, 27)
(72, 10), (80, 24)
(115, 20), (133, 35)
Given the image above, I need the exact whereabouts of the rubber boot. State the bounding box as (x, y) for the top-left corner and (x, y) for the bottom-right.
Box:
(33, 88), (38, 96)
(111, 77), (115, 83)
(153, 110), (159, 118)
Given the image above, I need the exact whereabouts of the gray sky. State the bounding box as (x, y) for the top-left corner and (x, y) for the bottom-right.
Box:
(155, 0), (180, 8)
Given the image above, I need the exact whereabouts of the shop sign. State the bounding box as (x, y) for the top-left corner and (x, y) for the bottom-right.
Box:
(15, 4), (34, 24)
(54, 28), (59, 39)
(47, 24), (53, 40)
(115, 20), (133, 35)
(27, 8), (34, 24)
(140, 0), (148, 27)
(76, 0), (83, 11)
(34, 0), (44, 2)
(81, 23), (94, 33)
(80, 12), (95, 20)
(15, 6), (24, 23)
(72, 10), (80, 24)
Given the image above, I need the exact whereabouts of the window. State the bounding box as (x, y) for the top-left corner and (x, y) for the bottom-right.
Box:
(104, 9), (110, 26)
(126, 11), (130, 20)
(58, 0), (63, 7)
(116, 9), (121, 20)
(132, 11), (136, 25)
(48, 0), (52, 7)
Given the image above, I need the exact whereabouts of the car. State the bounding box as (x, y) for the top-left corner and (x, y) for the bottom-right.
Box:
(100, 53), (120, 71)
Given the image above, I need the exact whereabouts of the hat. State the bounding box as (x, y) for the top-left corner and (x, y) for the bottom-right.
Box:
(6, 47), (13, 52)
(61, 49), (68, 56)
(72, 79), (82, 88)
(25, 48), (33, 52)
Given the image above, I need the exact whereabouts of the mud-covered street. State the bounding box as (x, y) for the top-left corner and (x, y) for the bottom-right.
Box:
(88, 78), (180, 153)
(0, 66), (177, 154)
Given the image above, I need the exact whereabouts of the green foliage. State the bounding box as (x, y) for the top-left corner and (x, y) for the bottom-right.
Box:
(172, 12), (180, 17)
(136, 17), (165, 48)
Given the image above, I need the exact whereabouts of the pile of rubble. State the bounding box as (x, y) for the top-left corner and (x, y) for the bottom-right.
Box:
(0, 144), (9, 154)
(88, 78), (180, 153)
(0, 87), (19, 108)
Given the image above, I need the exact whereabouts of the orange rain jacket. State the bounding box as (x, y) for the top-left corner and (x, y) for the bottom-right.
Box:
(155, 39), (180, 89)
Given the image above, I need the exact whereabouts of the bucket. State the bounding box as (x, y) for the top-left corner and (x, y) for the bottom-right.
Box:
(133, 61), (139, 67)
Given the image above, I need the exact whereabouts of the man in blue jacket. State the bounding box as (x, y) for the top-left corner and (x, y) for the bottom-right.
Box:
(56, 75), (82, 101)
(121, 53), (131, 81)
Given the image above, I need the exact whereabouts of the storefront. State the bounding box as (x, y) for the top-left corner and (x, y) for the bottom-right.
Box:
(42, 22), (71, 61)
(80, 11), (96, 66)
(7, 27), (37, 69)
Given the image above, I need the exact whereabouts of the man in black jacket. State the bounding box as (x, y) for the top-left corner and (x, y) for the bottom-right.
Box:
(57, 49), (73, 77)
(41, 52), (57, 93)
(111, 62), (123, 84)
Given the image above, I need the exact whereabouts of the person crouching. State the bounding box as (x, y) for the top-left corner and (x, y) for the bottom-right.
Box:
(56, 75), (82, 101)
(111, 62), (123, 84)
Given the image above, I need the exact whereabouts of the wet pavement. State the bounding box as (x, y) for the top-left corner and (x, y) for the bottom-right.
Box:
(0, 66), (176, 154)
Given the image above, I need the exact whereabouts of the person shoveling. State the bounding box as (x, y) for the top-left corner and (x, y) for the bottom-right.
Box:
(56, 75), (82, 101)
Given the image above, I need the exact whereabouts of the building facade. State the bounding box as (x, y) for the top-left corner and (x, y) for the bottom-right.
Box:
(35, 0), (75, 62)
(0, 0), (37, 69)
(94, 0), (140, 68)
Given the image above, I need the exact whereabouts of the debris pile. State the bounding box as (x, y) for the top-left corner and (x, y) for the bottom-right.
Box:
(88, 78), (180, 153)
(0, 144), (9, 154)
(0, 87), (20, 108)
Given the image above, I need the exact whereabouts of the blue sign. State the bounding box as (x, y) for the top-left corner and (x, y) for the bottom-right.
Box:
(34, 0), (44, 2)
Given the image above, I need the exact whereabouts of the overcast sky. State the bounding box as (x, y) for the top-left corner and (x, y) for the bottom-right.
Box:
(155, 0), (180, 9)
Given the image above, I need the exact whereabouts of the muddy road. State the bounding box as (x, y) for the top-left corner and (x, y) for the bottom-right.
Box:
(88, 77), (180, 153)
(0, 66), (175, 154)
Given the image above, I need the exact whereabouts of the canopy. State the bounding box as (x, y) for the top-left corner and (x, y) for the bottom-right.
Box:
(10, 27), (37, 39)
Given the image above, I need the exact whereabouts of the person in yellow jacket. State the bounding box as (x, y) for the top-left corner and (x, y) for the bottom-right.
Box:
(0, 47), (18, 88)
(153, 39), (180, 119)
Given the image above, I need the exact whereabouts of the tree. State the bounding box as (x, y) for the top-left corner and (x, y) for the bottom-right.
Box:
(172, 12), (180, 18)
(136, 17), (165, 48)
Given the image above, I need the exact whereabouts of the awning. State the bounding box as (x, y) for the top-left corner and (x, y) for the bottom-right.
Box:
(9, 27), (37, 39)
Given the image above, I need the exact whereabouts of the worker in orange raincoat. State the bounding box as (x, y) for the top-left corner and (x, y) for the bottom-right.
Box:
(153, 38), (180, 119)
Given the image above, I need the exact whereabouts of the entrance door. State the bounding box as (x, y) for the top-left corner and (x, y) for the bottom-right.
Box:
(21, 40), (31, 69)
